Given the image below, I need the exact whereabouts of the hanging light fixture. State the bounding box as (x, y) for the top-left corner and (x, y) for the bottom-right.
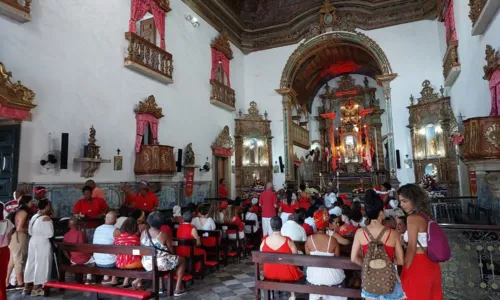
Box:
(185, 15), (200, 27)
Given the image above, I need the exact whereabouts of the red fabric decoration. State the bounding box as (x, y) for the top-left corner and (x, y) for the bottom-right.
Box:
(445, 0), (457, 44)
(129, 0), (168, 50)
(0, 102), (30, 120)
(489, 70), (500, 116)
(135, 113), (159, 153)
(211, 48), (231, 88)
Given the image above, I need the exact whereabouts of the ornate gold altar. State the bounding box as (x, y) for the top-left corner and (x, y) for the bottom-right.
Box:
(316, 75), (385, 190)
(235, 102), (272, 196)
(134, 96), (176, 175)
(0, 62), (36, 121)
(408, 80), (458, 195)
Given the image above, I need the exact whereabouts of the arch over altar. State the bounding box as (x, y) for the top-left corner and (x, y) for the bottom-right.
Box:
(276, 1), (399, 187)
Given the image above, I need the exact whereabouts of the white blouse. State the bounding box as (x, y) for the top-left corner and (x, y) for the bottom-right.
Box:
(28, 213), (54, 241)
(191, 217), (216, 231)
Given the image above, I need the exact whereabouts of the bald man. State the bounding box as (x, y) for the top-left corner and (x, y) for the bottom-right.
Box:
(92, 212), (120, 285)
(63, 217), (93, 283)
(85, 179), (106, 201)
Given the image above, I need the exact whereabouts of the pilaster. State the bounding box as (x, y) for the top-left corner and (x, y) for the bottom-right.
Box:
(276, 88), (298, 182)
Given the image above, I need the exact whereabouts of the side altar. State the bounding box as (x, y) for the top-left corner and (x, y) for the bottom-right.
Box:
(315, 74), (386, 192)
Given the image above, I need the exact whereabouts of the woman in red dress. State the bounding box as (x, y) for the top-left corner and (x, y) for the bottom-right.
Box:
(218, 178), (228, 199)
(260, 216), (302, 300)
(279, 190), (300, 224)
(398, 184), (443, 300)
(176, 211), (206, 273)
(115, 218), (142, 288)
(297, 184), (311, 210)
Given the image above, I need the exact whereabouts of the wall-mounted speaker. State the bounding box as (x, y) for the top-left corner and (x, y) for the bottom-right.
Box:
(176, 149), (182, 172)
(60, 133), (69, 169)
(396, 150), (401, 169)
(279, 156), (284, 173)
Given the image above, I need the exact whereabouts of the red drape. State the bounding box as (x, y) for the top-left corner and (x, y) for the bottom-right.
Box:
(211, 48), (231, 87)
(489, 70), (500, 116)
(129, 0), (167, 50)
(445, 0), (457, 44)
(136, 114), (160, 153)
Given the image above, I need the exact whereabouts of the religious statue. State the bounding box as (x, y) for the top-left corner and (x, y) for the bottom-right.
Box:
(86, 126), (100, 159)
(184, 143), (195, 166)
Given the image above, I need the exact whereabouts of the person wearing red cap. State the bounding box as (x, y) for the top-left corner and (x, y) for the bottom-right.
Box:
(123, 181), (159, 213)
(259, 183), (278, 236)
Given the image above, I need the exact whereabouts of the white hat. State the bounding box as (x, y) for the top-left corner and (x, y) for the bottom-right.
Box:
(251, 198), (258, 205)
(329, 206), (342, 216)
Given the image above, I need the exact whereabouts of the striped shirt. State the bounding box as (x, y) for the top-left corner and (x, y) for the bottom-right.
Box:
(114, 232), (141, 268)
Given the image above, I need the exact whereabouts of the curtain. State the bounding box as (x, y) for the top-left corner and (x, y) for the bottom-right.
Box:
(136, 114), (160, 152)
(129, 0), (150, 33)
(445, 0), (457, 44)
(150, 2), (166, 49)
(490, 70), (500, 116)
(211, 48), (231, 88)
(149, 118), (159, 144)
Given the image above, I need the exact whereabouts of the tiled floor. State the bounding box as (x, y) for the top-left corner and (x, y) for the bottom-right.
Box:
(7, 259), (303, 300)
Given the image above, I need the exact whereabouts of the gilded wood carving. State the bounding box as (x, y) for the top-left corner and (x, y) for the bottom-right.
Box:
(468, 0), (487, 27)
(484, 45), (500, 80)
(212, 125), (234, 153)
(135, 95), (164, 118)
(153, 0), (171, 13)
(0, 62), (36, 111)
(211, 31), (233, 60)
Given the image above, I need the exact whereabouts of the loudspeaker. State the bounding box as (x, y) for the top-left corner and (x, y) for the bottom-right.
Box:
(279, 156), (284, 173)
(60, 133), (69, 169)
(396, 150), (401, 169)
(176, 149), (182, 172)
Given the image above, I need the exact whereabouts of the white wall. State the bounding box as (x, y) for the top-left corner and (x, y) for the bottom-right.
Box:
(0, 0), (244, 191)
(446, 2), (500, 119)
(244, 20), (443, 187)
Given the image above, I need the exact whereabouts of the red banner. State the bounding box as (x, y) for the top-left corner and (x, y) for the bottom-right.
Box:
(469, 171), (477, 197)
(212, 148), (233, 157)
(185, 167), (195, 198)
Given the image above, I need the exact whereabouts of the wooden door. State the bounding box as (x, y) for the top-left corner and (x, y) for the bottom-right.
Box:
(140, 18), (156, 44)
(0, 125), (20, 202)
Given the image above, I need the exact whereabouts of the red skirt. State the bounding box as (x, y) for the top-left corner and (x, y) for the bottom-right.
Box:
(263, 263), (302, 282)
(401, 253), (443, 300)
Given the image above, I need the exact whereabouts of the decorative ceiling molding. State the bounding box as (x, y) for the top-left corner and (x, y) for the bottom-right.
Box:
(211, 31), (233, 60)
(0, 62), (36, 112)
(183, 0), (437, 53)
(483, 45), (500, 80)
(135, 95), (164, 118)
(153, 0), (171, 13)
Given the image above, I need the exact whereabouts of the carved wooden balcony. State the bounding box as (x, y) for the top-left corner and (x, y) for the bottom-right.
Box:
(443, 41), (461, 87)
(469, 0), (500, 36)
(134, 145), (176, 176)
(291, 123), (310, 149)
(210, 79), (236, 111)
(124, 32), (174, 84)
(0, 0), (31, 22)
(463, 116), (500, 161)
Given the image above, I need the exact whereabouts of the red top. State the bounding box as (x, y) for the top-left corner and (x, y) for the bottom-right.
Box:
(259, 190), (278, 218)
(361, 229), (395, 260)
(302, 223), (313, 236)
(262, 236), (303, 281)
(160, 225), (173, 238)
(63, 228), (91, 264)
(279, 202), (299, 214)
(242, 199), (252, 207)
(176, 223), (195, 258)
(338, 224), (358, 237)
(218, 185), (228, 198)
(298, 196), (311, 210)
(126, 191), (159, 212)
(114, 232), (141, 268)
(73, 197), (108, 218)
(226, 216), (244, 234)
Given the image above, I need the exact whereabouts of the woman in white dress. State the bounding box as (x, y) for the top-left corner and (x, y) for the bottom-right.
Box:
(306, 210), (346, 300)
(191, 206), (216, 231)
(23, 199), (54, 297)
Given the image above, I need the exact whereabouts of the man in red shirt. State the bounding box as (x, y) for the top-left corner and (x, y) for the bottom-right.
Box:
(259, 182), (278, 236)
(63, 217), (93, 284)
(73, 186), (109, 219)
(218, 178), (228, 199)
(124, 181), (159, 213)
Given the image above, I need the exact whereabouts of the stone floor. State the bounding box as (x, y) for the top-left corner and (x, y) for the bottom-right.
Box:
(7, 259), (303, 300)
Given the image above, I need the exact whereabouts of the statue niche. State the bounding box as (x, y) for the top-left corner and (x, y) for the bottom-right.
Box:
(134, 95), (175, 176)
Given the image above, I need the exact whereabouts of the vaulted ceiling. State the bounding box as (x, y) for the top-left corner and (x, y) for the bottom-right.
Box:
(183, 0), (437, 53)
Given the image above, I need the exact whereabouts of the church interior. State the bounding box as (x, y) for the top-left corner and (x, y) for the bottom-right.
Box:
(1, 0), (500, 299)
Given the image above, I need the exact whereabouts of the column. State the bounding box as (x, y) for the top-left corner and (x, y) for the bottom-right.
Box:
(376, 74), (399, 183)
(276, 88), (298, 183)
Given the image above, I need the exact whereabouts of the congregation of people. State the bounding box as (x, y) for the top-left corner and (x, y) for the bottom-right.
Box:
(0, 178), (444, 300)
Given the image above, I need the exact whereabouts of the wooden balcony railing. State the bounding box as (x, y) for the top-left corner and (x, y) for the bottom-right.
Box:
(291, 123), (310, 149)
(134, 145), (176, 176)
(124, 32), (174, 84)
(0, 0), (31, 22)
(443, 40), (461, 86)
(210, 79), (236, 111)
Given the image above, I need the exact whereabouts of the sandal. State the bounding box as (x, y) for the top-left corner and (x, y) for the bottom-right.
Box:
(22, 287), (32, 296)
(131, 281), (144, 291)
(30, 288), (45, 297)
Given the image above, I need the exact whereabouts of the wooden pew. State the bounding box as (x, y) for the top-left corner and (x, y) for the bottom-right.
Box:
(172, 238), (204, 279)
(198, 229), (222, 269)
(47, 243), (175, 299)
(252, 251), (362, 300)
(216, 223), (244, 260)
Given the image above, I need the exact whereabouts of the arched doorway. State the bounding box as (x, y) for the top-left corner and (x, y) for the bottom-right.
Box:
(276, 30), (398, 184)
